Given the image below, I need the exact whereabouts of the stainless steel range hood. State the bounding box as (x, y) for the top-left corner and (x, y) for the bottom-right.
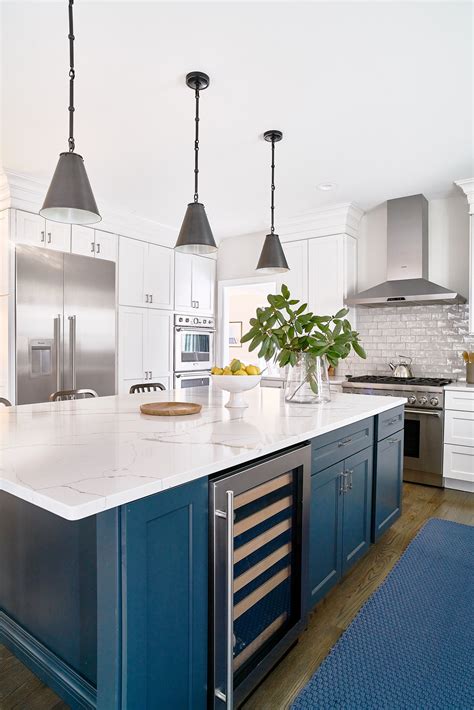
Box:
(346, 194), (466, 307)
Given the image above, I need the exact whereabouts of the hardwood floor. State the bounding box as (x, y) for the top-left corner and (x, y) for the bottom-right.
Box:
(0, 483), (472, 710)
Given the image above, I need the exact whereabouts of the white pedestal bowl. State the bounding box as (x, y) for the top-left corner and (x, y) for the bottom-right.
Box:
(212, 375), (262, 408)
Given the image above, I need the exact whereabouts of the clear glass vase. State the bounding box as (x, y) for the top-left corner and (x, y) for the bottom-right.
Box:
(284, 353), (331, 404)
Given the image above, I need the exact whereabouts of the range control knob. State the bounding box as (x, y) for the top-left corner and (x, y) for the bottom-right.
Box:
(193, 317), (199, 325)
(430, 397), (439, 407)
(185, 318), (190, 323)
(407, 395), (417, 405)
(178, 317), (183, 322)
(419, 395), (428, 405)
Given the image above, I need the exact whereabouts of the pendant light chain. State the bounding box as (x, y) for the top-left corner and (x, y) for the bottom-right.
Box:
(270, 138), (276, 234)
(68, 0), (75, 152)
(193, 86), (200, 202)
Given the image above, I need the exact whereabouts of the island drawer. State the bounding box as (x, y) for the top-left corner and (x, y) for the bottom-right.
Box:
(311, 417), (374, 474)
(377, 405), (404, 441)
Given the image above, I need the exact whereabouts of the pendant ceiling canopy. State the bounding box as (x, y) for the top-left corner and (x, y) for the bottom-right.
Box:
(256, 130), (289, 274)
(175, 71), (217, 255)
(40, 0), (100, 225)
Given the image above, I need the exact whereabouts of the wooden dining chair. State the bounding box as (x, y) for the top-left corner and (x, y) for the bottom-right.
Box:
(129, 382), (166, 394)
(49, 389), (98, 402)
(0, 397), (12, 407)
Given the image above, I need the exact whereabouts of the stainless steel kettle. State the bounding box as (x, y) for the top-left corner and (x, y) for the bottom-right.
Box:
(389, 356), (413, 378)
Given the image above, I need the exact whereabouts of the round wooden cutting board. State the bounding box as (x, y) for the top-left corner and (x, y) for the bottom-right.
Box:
(139, 402), (202, 416)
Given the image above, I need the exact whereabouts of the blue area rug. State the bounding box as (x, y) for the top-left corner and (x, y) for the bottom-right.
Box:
(293, 518), (474, 710)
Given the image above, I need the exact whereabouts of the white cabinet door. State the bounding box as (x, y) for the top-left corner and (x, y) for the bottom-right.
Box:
(45, 220), (71, 252)
(192, 256), (215, 315)
(308, 235), (344, 316)
(277, 240), (308, 304)
(118, 306), (146, 383)
(71, 225), (96, 257)
(119, 237), (147, 308)
(444, 409), (474, 447)
(443, 444), (474, 484)
(16, 211), (46, 247)
(175, 251), (193, 311)
(95, 231), (117, 262)
(145, 244), (174, 310)
(145, 310), (172, 379)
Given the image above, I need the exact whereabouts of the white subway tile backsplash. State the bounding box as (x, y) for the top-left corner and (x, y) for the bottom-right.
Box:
(340, 303), (474, 380)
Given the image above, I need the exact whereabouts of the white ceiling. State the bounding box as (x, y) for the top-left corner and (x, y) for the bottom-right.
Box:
(1, 1), (473, 241)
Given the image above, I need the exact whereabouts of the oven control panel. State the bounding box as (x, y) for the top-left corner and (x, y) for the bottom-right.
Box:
(174, 313), (215, 328)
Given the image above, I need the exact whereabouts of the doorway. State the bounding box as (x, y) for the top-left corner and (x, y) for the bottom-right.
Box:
(217, 278), (277, 369)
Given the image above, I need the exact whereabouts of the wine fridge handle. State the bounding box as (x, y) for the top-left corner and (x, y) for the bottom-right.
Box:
(215, 490), (234, 708)
(225, 490), (234, 709)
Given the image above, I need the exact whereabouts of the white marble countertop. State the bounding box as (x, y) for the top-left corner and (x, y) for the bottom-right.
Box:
(444, 382), (474, 392)
(0, 387), (406, 521)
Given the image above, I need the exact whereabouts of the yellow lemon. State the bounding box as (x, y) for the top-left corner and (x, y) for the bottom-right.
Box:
(223, 367), (232, 375)
(246, 365), (259, 375)
(211, 366), (223, 375)
(234, 369), (248, 376)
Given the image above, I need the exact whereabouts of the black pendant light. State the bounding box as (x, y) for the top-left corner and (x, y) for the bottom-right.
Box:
(40, 0), (100, 225)
(256, 130), (289, 274)
(175, 72), (217, 255)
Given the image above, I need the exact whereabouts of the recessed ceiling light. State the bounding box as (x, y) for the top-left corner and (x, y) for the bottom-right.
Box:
(317, 182), (337, 191)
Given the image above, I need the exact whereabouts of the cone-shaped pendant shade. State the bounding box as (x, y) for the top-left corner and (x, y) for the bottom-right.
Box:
(256, 233), (289, 273)
(40, 152), (101, 225)
(175, 202), (217, 255)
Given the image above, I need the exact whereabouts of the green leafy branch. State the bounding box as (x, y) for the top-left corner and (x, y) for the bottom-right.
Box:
(241, 284), (367, 368)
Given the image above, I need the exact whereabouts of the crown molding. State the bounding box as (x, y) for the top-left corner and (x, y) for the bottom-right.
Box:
(279, 202), (364, 242)
(0, 169), (178, 246)
(455, 178), (474, 214)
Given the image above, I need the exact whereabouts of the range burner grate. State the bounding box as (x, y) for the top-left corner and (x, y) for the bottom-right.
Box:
(346, 376), (452, 387)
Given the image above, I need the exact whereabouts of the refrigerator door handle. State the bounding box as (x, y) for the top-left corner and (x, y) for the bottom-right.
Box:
(55, 314), (62, 392)
(69, 315), (77, 389)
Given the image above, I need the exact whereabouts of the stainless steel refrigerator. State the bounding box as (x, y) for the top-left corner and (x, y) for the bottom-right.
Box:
(16, 245), (116, 404)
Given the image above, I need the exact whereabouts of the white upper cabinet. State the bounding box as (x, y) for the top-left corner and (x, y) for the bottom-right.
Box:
(308, 235), (357, 318)
(119, 237), (174, 310)
(144, 244), (174, 310)
(71, 226), (117, 262)
(16, 211), (71, 253)
(192, 255), (215, 314)
(174, 252), (193, 311)
(276, 240), (308, 304)
(175, 252), (215, 315)
(118, 306), (171, 392)
(119, 237), (147, 307)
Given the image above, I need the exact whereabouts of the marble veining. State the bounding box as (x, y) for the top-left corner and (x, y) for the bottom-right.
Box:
(0, 387), (406, 520)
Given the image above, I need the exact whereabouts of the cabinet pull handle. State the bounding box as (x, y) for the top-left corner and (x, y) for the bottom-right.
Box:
(347, 469), (353, 490)
(388, 437), (399, 445)
(196, 300), (199, 308)
(96, 243), (101, 254)
(338, 437), (352, 447)
(339, 472), (346, 495)
(214, 490), (234, 707)
(149, 294), (153, 304)
(91, 242), (95, 253)
(149, 371), (152, 379)
(145, 294), (149, 303)
(145, 371), (148, 380)
(47, 232), (52, 244)
(387, 416), (398, 425)
(41, 230), (45, 243)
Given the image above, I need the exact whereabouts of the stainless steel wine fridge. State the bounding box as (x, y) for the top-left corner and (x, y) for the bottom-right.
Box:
(210, 444), (311, 708)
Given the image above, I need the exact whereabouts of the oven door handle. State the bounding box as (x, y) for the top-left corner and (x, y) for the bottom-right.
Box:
(405, 408), (442, 417)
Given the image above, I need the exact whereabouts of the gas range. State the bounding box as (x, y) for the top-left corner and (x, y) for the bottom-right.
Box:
(342, 375), (453, 410)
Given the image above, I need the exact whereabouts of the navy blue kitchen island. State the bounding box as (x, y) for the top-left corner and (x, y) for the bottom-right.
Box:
(0, 389), (405, 709)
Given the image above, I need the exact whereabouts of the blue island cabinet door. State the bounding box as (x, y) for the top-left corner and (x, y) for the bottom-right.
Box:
(122, 479), (208, 710)
(341, 447), (373, 575)
(309, 462), (344, 608)
(373, 430), (403, 542)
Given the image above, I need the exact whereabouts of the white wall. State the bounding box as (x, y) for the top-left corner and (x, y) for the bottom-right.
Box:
(217, 230), (266, 282)
(357, 194), (470, 295)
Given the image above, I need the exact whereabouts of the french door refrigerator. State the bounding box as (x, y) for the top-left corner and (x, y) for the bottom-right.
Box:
(16, 245), (116, 404)
(210, 444), (310, 708)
